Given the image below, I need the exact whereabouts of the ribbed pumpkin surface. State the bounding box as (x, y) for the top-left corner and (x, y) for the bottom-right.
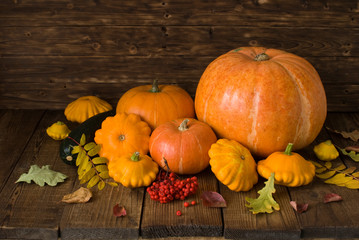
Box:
(195, 47), (327, 157)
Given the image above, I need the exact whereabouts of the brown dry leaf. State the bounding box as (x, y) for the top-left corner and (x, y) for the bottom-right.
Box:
(324, 193), (343, 203)
(113, 204), (127, 217)
(326, 127), (359, 142)
(345, 146), (359, 152)
(62, 187), (92, 203)
(290, 201), (309, 213)
(201, 191), (227, 208)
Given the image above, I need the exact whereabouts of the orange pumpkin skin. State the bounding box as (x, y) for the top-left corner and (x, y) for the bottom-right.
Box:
(195, 47), (327, 157)
(94, 113), (151, 162)
(149, 118), (217, 175)
(116, 81), (195, 130)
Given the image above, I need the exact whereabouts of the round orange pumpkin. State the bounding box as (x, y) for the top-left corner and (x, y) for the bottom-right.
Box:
(116, 80), (195, 130)
(94, 113), (151, 162)
(149, 118), (217, 175)
(195, 47), (327, 157)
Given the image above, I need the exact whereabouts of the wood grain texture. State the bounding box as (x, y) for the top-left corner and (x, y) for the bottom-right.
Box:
(0, 26), (357, 57)
(140, 168), (222, 238)
(1, 55), (359, 111)
(0, 110), (44, 191)
(60, 186), (144, 240)
(0, 110), (76, 240)
(0, 0), (359, 111)
(221, 181), (300, 240)
(289, 122), (359, 239)
(0, 0), (358, 27)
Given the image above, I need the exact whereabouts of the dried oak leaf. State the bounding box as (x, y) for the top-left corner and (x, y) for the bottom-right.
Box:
(245, 173), (280, 214)
(339, 148), (359, 162)
(16, 165), (67, 187)
(326, 127), (359, 142)
(324, 193), (343, 203)
(113, 204), (127, 217)
(290, 201), (309, 213)
(201, 191), (227, 208)
(62, 187), (92, 203)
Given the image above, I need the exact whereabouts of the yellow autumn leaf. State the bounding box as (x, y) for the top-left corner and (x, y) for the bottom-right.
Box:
(80, 134), (86, 146)
(84, 142), (97, 151)
(324, 161), (332, 169)
(88, 144), (101, 157)
(344, 180), (359, 189)
(324, 174), (351, 186)
(87, 175), (100, 188)
(107, 182), (119, 187)
(95, 165), (108, 173)
(315, 167), (327, 173)
(99, 171), (110, 179)
(333, 164), (346, 171)
(316, 170), (336, 179)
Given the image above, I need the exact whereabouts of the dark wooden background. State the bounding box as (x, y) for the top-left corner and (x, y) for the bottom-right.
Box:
(1, 0), (359, 111)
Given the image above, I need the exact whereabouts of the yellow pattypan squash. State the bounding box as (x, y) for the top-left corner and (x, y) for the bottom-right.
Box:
(108, 152), (158, 188)
(257, 143), (315, 187)
(46, 121), (71, 140)
(65, 96), (113, 123)
(95, 113), (151, 162)
(208, 139), (258, 192)
(313, 140), (339, 161)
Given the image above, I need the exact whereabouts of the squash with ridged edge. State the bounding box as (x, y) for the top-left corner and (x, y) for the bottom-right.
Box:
(108, 152), (159, 188)
(257, 143), (315, 187)
(208, 139), (258, 192)
(94, 113), (151, 162)
(65, 96), (113, 123)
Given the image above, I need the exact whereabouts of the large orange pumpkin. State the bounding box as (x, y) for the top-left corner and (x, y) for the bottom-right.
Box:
(149, 118), (217, 175)
(116, 80), (195, 130)
(195, 47), (327, 157)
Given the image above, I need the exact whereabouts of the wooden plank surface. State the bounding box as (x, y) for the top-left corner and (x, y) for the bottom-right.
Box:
(289, 114), (359, 239)
(0, 110), (77, 240)
(0, 109), (44, 191)
(1, 56), (359, 112)
(60, 183), (144, 239)
(140, 168), (222, 238)
(1, 26), (358, 57)
(0, 110), (358, 239)
(0, 0), (358, 27)
(1, 0), (359, 111)
(221, 182), (300, 240)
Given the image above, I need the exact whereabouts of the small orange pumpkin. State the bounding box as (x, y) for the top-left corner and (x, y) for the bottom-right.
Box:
(94, 113), (151, 162)
(149, 118), (217, 175)
(195, 47), (327, 157)
(116, 80), (195, 130)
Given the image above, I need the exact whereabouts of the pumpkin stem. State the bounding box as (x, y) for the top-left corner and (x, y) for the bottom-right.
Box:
(178, 119), (189, 131)
(131, 152), (141, 161)
(150, 79), (160, 93)
(56, 121), (65, 125)
(254, 53), (270, 61)
(284, 143), (294, 156)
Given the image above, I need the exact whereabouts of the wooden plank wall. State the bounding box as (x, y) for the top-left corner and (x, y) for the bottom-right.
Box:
(0, 0), (358, 111)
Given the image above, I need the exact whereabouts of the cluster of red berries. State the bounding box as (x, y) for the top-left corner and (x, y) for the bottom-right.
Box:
(147, 171), (199, 204)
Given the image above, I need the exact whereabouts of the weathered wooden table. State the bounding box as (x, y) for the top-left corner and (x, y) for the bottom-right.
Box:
(0, 109), (358, 240)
